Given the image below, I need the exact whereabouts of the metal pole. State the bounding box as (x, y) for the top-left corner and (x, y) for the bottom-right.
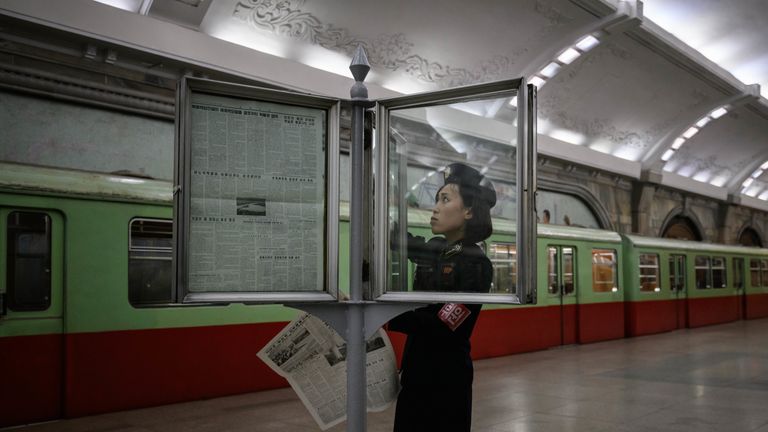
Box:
(347, 45), (370, 432)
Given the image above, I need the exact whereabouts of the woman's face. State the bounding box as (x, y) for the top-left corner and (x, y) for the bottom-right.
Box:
(431, 183), (472, 242)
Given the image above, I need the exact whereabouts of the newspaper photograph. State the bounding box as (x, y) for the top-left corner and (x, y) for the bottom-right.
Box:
(258, 313), (400, 430)
(187, 92), (326, 293)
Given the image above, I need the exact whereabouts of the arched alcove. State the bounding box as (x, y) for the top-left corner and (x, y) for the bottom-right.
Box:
(661, 214), (703, 241)
(738, 227), (763, 247)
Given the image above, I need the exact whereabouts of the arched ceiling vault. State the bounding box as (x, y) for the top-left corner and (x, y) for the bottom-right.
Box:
(1, 0), (767, 210)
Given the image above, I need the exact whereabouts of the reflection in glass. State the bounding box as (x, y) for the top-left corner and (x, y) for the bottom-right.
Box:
(712, 256), (726, 289)
(695, 256), (711, 289)
(562, 247), (575, 295)
(733, 258), (744, 289)
(548, 247), (559, 295)
(387, 94), (518, 296)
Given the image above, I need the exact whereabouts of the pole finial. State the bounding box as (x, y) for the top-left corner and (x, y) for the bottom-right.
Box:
(349, 45), (370, 100)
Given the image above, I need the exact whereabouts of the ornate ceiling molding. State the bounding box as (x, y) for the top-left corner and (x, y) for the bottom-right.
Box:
(231, 0), (529, 87)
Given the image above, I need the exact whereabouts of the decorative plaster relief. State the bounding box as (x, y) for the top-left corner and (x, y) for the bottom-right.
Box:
(231, 0), (571, 87)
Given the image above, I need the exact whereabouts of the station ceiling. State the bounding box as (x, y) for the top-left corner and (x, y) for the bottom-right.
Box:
(2, 0), (767, 211)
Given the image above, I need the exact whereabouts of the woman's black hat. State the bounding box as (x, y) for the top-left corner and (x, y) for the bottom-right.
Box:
(443, 163), (497, 208)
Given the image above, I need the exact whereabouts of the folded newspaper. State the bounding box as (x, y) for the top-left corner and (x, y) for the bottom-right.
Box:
(257, 313), (399, 430)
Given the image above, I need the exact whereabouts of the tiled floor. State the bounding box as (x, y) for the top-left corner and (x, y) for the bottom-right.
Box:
(6, 319), (768, 432)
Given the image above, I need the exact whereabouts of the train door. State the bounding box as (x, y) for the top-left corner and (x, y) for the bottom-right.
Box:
(0, 210), (65, 427)
(668, 254), (687, 328)
(733, 257), (746, 319)
(547, 246), (577, 345)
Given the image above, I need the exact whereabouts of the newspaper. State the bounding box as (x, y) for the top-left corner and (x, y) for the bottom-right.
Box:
(258, 313), (400, 430)
(187, 92), (326, 293)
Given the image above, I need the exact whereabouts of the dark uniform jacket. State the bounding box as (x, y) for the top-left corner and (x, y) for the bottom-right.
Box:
(389, 235), (492, 432)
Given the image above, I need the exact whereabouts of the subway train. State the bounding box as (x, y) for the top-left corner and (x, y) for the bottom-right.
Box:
(2, 162), (768, 428)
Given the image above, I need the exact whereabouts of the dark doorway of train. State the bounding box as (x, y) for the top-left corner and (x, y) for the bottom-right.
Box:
(668, 254), (688, 329)
(547, 245), (577, 345)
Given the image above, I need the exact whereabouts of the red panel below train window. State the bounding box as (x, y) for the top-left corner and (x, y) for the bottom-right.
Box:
(65, 322), (289, 418)
(746, 293), (768, 319)
(687, 295), (739, 328)
(470, 307), (561, 359)
(577, 302), (625, 344)
(0, 334), (63, 428)
(625, 299), (677, 337)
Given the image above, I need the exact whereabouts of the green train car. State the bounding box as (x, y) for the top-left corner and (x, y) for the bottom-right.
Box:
(2, 162), (767, 427)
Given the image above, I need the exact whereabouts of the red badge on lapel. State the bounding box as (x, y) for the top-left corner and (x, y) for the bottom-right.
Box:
(438, 303), (471, 331)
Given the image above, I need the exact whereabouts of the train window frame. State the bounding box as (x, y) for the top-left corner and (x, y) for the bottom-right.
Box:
(733, 257), (744, 290)
(488, 242), (517, 295)
(129, 218), (174, 307)
(711, 256), (727, 289)
(750, 258), (761, 288)
(591, 248), (617, 293)
(638, 253), (660, 293)
(6, 211), (52, 311)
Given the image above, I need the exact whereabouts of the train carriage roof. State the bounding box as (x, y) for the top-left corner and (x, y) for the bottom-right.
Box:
(623, 234), (768, 256)
(0, 162), (173, 204)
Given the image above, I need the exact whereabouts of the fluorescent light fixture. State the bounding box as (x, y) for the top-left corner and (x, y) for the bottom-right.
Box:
(752, 169), (764, 178)
(92, 0), (140, 12)
(759, 190), (768, 200)
(508, 96), (517, 107)
(529, 76), (546, 88)
(761, 161), (768, 170)
(695, 116), (712, 128)
(709, 175), (728, 187)
(480, 166), (489, 175)
(710, 107), (728, 119)
(539, 62), (562, 79)
(672, 137), (686, 150)
(742, 177), (754, 188)
(557, 48), (581, 64)
(549, 128), (586, 145)
(110, 176), (145, 184)
(575, 35), (600, 52)
(693, 171), (711, 183)
(661, 149), (675, 161)
(745, 186), (760, 197)
(682, 127), (699, 139)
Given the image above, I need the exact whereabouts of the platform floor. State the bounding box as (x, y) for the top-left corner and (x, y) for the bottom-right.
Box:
(6, 319), (768, 432)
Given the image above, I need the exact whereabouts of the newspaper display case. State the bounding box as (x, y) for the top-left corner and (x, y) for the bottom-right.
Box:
(174, 77), (340, 304)
(373, 79), (537, 304)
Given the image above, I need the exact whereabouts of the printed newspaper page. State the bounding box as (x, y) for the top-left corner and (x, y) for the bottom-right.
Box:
(187, 92), (326, 293)
(258, 313), (399, 430)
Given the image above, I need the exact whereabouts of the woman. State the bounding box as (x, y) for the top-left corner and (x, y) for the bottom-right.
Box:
(389, 163), (496, 432)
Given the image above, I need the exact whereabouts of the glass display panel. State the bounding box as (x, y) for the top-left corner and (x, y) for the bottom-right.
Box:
(489, 243), (517, 294)
(695, 256), (711, 289)
(639, 253), (659, 292)
(382, 85), (523, 301)
(733, 258), (744, 289)
(175, 78), (339, 303)
(711, 256), (726, 289)
(592, 249), (617, 293)
(6, 212), (51, 311)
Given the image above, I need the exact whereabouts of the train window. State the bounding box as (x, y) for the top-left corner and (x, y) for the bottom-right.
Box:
(668, 255), (686, 291)
(638, 253), (660, 292)
(547, 247), (558, 294)
(6, 212), (52, 311)
(733, 258), (744, 289)
(591, 249), (617, 293)
(562, 248), (575, 295)
(695, 256), (712, 289)
(711, 257), (727, 289)
(762, 259), (768, 288)
(750, 259), (761, 288)
(129, 219), (173, 306)
(489, 243), (517, 294)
